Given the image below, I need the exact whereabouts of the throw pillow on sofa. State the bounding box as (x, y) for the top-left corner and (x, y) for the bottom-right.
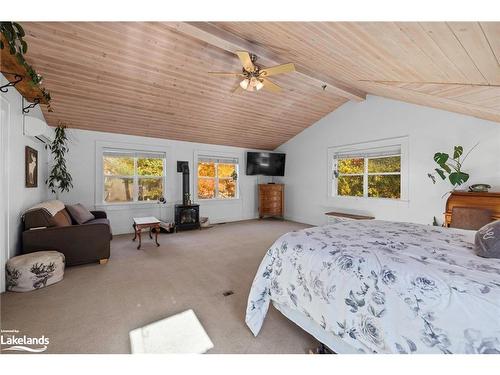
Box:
(66, 203), (95, 225)
(50, 209), (72, 227)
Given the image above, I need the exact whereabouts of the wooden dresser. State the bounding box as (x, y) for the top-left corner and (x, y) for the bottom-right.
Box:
(444, 191), (500, 227)
(259, 183), (284, 219)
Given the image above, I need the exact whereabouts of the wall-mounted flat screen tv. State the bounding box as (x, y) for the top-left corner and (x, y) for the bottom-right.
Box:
(246, 152), (286, 176)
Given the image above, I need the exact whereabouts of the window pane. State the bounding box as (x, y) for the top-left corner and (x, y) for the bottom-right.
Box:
(368, 156), (401, 173)
(217, 163), (236, 178)
(104, 177), (133, 202)
(198, 162), (215, 177)
(338, 158), (364, 174)
(198, 178), (215, 199)
(138, 178), (163, 201)
(368, 175), (401, 199)
(218, 178), (236, 198)
(103, 156), (134, 176)
(137, 158), (163, 176)
(338, 176), (363, 197)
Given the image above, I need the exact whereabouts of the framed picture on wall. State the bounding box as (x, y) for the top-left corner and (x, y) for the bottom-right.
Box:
(25, 146), (38, 188)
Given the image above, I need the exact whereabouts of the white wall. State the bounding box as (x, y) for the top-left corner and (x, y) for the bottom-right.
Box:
(1, 75), (49, 292)
(276, 95), (500, 226)
(53, 128), (269, 234)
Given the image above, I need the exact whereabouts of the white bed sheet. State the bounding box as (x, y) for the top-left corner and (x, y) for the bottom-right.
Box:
(246, 220), (500, 354)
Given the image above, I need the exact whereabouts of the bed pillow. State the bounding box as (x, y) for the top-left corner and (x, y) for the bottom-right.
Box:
(66, 203), (95, 225)
(475, 220), (500, 259)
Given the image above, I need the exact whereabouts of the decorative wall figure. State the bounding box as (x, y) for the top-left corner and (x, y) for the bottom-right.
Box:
(25, 146), (38, 188)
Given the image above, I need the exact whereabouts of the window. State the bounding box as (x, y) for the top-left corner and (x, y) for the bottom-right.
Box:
(197, 156), (238, 200)
(103, 150), (165, 203)
(333, 145), (403, 199)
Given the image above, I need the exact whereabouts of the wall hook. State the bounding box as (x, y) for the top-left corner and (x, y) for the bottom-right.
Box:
(23, 98), (40, 114)
(0, 73), (23, 93)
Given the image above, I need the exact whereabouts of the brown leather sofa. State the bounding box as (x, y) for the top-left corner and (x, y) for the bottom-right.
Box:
(22, 204), (112, 266)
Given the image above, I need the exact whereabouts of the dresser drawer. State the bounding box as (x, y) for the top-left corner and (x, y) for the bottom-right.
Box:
(261, 195), (281, 203)
(262, 191), (281, 198)
(259, 185), (283, 192)
(261, 201), (281, 210)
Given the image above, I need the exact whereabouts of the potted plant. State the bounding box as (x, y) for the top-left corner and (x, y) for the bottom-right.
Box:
(47, 123), (73, 196)
(427, 143), (478, 193)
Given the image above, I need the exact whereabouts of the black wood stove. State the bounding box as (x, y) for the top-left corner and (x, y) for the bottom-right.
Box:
(175, 161), (200, 231)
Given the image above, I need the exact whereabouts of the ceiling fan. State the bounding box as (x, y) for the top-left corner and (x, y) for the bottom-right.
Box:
(209, 51), (296, 93)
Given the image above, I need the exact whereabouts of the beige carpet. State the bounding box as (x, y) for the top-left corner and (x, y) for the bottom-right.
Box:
(1, 219), (317, 354)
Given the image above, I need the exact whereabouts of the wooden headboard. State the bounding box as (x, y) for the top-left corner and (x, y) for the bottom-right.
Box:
(444, 191), (500, 227)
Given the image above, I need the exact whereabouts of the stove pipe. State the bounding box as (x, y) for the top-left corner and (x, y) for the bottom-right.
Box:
(177, 161), (190, 205)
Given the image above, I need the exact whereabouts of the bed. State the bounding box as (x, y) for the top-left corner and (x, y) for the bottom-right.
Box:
(245, 220), (500, 354)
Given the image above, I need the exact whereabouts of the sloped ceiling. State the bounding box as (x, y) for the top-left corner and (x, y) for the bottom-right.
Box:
(19, 22), (500, 150)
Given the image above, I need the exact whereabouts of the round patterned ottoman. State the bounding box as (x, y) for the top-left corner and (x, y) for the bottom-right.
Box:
(6, 251), (65, 292)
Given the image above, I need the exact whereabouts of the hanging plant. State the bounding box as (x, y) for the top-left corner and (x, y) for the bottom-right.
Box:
(1, 22), (40, 85)
(0, 22), (27, 56)
(1, 22), (52, 105)
(47, 123), (73, 195)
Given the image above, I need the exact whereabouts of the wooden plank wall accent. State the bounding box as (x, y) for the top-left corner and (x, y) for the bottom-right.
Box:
(18, 22), (500, 150)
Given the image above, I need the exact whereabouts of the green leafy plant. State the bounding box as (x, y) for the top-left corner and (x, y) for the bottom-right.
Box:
(47, 124), (73, 195)
(0, 22), (27, 56)
(427, 144), (478, 188)
(1, 22), (52, 110)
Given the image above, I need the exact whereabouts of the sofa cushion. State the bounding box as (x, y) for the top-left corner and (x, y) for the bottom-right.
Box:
(475, 220), (500, 259)
(84, 218), (110, 226)
(84, 218), (112, 237)
(23, 208), (53, 230)
(50, 209), (72, 227)
(66, 203), (95, 225)
(23, 201), (67, 230)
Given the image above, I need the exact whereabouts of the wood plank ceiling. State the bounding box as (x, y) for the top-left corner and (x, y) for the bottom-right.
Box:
(20, 22), (500, 150)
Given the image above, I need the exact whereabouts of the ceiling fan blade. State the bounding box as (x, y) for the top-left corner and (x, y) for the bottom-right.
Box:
(209, 71), (244, 76)
(235, 51), (255, 72)
(262, 78), (282, 93)
(231, 83), (242, 93)
(260, 63), (296, 77)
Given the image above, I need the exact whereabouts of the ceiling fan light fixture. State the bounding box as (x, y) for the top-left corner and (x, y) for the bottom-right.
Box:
(240, 78), (250, 90)
(240, 77), (264, 92)
(213, 51), (291, 93)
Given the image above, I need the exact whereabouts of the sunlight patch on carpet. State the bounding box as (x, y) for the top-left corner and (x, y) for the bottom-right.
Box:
(129, 309), (214, 354)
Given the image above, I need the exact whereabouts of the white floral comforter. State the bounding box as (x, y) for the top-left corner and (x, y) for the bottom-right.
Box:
(246, 220), (500, 353)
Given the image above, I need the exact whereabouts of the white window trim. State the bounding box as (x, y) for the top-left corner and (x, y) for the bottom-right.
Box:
(327, 136), (409, 202)
(95, 141), (171, 208)
(194, 150), (240, 202)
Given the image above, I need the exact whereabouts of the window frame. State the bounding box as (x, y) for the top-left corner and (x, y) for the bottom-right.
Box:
(195, 153), (240, 202)
(328, 137), (409, 201)
(102, 150), (166, 205)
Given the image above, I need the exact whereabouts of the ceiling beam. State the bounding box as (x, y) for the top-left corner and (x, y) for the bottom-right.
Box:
(165, 22), (366, 102)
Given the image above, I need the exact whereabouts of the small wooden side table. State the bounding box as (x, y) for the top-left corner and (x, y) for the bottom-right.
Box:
(133, 217), (161, 250)
(325, 211), (375, 224)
